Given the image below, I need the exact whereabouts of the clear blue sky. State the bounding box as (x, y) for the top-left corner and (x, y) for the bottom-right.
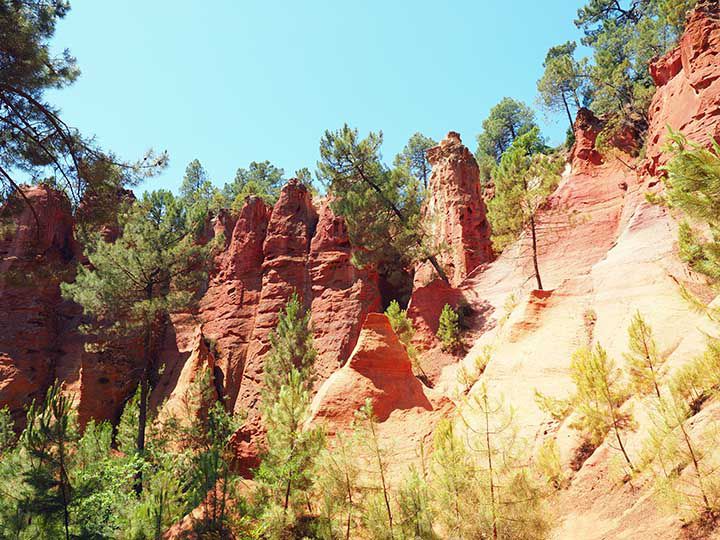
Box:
(49, 1), (587, 194)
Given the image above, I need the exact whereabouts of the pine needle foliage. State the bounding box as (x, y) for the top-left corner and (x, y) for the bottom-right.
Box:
(353, 400), (395, 540)
(318, 124), (448, 283)
(448, 385), (550, 540)
(624, 311), (667, 399)
(486, 128), (564, 289)
(662, 130), (720, 284)
(569, 345), (635, 470)
(437, 304), (461, 353)
(263, 292), (317, 404)
(257, 296), (324, 538)
(61, 190), (213, 494)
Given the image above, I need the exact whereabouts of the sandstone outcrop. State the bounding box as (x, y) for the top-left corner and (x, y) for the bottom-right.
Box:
(155, 326), (217, 427)
(414, 131), (493, 288)
(309, 201), (382, 384)
(309, 313), (453, 478)
(0, 185), (77, 420)
(644, 5), (720, 175)
(310, 313), (438, 425)
(235, 180), (319, 416)
(570, 108), (604, 169)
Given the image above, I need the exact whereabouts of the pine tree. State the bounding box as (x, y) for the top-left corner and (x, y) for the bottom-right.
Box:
(61, 190), (212, 493)
(263, 293), (317, 403)
(642, 388), (717, 519)
(396, 467), (437, 540)
(437, 304), (461, 353)
(455, 384), (550, 540)
(624, 311), (667, 399)
(354, 400), (395, 540)
(257, 296), (324, 537)
(223, 160), (286, 207)
(318, 124), (448, 284)
(486, 127), (564, 288)
(0, 1), (166, 221)
(394, 133), (437, 190)
(476, 98), (538, 164)
(662, 131), (720, 284)
(431, 419), (475, 539)
(386, 300), (427, 380)
(569, 345), (635, 471)
(257, 369), (325, 538)
(315, 431), (362, 540)
(537, 41), (592, 131)
(19, 382), (77, 540)
(179, 159), (218, 212)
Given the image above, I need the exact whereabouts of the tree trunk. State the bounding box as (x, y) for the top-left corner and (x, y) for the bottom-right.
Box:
(529, 216), (543, 290)
(561, 93), (574, 133)
(370, 419), (394, 539)
(135, 284), (153, 495)
(427, 254), (450, 284)
(483, 393), (499, 540)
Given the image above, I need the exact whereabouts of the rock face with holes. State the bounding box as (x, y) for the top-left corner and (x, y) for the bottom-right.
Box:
(644, 4), (720, 175)
(0, 186), (77, 421)
(414, 131), (493, 288)
(570, 108), (604, 169)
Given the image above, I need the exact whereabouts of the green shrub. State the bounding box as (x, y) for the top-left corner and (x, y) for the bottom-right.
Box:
(437, 304), (461, 352)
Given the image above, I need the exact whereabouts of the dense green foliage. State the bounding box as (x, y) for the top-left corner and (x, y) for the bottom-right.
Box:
(475, 98), (538, 185)
(61, 190), (212, 494)
(394, 132), (437, 189)
(537, 41), (592, 131)
(437, 304), (461, 353)
(662, 131), (720, 283)
(318, 124), (448, 287)
(572, 0), (697, 139)
(223, 160), (287, 207)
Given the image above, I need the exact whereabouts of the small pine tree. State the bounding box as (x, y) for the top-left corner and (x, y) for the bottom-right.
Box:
(624, 311), (667, 400)
(354, 400), (394, 539)
(437, 304), (461, 352)
(257, 296), (324, 537)
(396, 467), (437, 540)
(569, 345), (635, 471)
(386, 300), (428, 380)
(455, 384), (550, 539)
(642, 389), (718, 520)
(486, 127), (564, 289)
(263, 293), (317, 402)
(315, 431), (362, 540)
(431, 419), (475, 539)
(20, 382), (78, 540)
(257, 369), (325, 538)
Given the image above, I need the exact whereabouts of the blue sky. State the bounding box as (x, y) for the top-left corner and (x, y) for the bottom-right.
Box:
(49, 1), (587, 194)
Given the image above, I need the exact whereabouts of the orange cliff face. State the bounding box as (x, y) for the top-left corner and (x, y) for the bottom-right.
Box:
(644, 4), (720, 176)
(0, 186), (78, 420)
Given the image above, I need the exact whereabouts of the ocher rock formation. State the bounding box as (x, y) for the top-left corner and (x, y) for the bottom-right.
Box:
(0, 186), (77, 420)
(415, 131), (493, 288)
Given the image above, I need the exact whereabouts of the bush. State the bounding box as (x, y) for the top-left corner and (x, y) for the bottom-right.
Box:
(437, 304), (461, 352)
